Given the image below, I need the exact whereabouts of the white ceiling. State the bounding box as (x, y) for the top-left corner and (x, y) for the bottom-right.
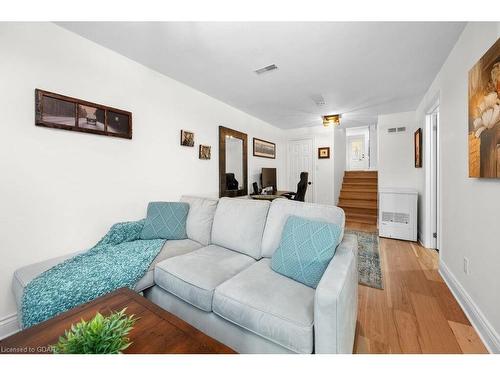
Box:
(57, 22), (465, 129)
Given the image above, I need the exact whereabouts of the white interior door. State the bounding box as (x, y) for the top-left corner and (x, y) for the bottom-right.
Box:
(287, 139), (313, 202)
(347, 135), (369, 170)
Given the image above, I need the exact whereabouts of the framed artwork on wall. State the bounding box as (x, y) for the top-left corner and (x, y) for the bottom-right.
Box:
(35, 89), (132, 139)
(468, 37), (500, 178)
(253, 138), (276, 159)
(199, 145), (211, 160)
(318, 147), (330, 159)
(414, 128), (422, 168)
(180, 130), (195, 147)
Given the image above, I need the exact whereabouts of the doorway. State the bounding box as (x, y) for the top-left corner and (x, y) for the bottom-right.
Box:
(346, 126), (370, 171)
(287, 139), (314, 202)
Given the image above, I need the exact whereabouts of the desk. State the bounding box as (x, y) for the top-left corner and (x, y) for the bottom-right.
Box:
(250, 191), (292, 201)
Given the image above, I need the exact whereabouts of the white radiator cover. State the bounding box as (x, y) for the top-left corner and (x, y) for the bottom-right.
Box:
(379, 188), (418, 241)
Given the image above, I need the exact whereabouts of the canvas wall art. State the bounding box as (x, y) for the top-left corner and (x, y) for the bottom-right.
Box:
(35, 89), (132, 139)
(468, 37), (500, 178)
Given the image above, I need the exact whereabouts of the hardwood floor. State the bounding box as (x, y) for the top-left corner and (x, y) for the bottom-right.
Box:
(350, 223), (488, 354)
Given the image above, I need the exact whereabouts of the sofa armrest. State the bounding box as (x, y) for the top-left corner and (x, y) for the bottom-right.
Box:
(314, 234), (358, 353)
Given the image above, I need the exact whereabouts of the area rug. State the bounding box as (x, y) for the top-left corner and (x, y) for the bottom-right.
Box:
(344, 229), (383, 289)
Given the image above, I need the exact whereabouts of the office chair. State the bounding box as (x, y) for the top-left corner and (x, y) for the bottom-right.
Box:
(282, 172), (309, 202)
(226, 173), (239, 190)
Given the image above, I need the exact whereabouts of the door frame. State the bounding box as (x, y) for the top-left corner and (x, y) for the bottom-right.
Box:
(286, 138), (315, 203)
(345, 126), (370, 171)
(425, 99), (441, 250)
(346, 134), (369, 170)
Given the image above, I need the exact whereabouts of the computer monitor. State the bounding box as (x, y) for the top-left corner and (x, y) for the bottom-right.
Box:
(261, 168), (277, 192)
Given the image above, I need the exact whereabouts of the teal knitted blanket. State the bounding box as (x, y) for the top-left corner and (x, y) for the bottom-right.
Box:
(21, 220), (165, 328)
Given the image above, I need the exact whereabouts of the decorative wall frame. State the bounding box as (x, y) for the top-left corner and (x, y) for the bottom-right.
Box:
(35, 89), (132, 139)
(318, 147), (330, 159)
(253, 138), (276, 159)
(414, 128), (422, 168)
(199, 145), (211, 160)
(180, 130), (195, 147)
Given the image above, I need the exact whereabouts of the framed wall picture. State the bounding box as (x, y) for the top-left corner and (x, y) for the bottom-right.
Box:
(180, 130), (195, 147)
(318, 147), (330, 159)
(253, 138), (276, 159)
(468, 37), (500, 178)
(414, 128), (422, 168)
(35, 89), (132, 139)
(199, 145), (211, 160)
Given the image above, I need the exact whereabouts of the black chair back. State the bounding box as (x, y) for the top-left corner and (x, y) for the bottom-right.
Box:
(294, 172), (309, 201)
(226, 173), (239, 190)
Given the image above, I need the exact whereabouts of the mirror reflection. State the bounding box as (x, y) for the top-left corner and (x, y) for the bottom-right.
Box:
(225, 136), (243, 190)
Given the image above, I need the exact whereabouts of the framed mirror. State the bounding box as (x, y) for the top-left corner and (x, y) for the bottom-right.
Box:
(219, 126), (248, 197)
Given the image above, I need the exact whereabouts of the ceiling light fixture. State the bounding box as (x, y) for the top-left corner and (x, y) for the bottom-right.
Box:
(322, 114), (341, 127)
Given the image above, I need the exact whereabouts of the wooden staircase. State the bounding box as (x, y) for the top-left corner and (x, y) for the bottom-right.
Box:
(338, 171), (378, 228)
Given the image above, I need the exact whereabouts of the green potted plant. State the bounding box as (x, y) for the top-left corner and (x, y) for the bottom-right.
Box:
(52, 308), (138, 354)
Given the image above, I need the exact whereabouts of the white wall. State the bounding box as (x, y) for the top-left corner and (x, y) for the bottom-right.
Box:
(0, 23), (286, 326)
(333, 128), (347, 204)
(377, 111), (423, 189)
(285, 126), (335, 205)
(369, 124), (378, 170)
(377, 111), (425, 240)
(415, 22), (500, 352)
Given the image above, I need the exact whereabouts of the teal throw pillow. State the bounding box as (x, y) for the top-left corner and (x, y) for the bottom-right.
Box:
(140, 202), (189, 240)
(271, 215), (341, 288)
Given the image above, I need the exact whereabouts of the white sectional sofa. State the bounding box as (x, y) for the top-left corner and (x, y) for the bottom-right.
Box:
(12, 196), (358, 354)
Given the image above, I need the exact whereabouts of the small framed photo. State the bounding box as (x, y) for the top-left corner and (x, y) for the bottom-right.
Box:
(199, 145), (211, 160)
(414, 128), (422, 168)
(318, 147), (330, 159)
(180, 130), (195, 147)
(253, 138), (276, 159)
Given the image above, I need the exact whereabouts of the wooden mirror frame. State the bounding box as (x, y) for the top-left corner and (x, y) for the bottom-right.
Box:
(219, 126), (248, 197)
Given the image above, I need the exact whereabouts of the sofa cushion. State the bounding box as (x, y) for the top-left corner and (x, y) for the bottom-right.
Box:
(261, 199), (345, 258)
(12, 239), (202, 312)
(140, 202), (189, 240)
(213, 258), (315, 353)
(154, 245), (255, 312)
(211, 197), (270, 259)
(134, 239), (203, 291)
(180, 195), (218, 246)
(271, 216), (341, 288)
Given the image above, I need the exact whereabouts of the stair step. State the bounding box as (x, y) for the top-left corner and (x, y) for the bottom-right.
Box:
(342, 184), (378, 192)
(339, 191), (377, 200)
(339, 205), (378, 216)
(344, 171), (378, 178)
(343, 177), (378, 184)
(338, 199), (378, 209)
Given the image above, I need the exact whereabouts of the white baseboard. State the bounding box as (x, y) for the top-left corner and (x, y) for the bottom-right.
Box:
(439, 260), (500, 353)
(0, 313), (20, 340)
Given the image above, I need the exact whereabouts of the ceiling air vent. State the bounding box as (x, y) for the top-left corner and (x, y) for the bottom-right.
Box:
(254, 64), (278, 74)
(387, 127), (407, 134)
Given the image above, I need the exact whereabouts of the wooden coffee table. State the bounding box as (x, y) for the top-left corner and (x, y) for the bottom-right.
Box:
(0, 288), (235, 354)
